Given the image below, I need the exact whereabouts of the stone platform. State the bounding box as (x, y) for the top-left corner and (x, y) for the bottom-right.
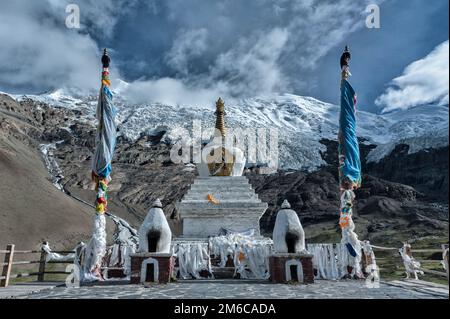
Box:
(11, 280), (449, 299)
(176, 176), (268, 237)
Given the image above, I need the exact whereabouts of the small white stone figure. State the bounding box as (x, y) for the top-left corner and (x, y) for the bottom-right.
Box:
(138, 199), (172, 253)
(399, 243), (423, 280)
(273, 200), (306, 253)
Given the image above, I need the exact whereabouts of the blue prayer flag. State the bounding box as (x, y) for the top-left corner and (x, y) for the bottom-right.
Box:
(338, 79), (361, 189)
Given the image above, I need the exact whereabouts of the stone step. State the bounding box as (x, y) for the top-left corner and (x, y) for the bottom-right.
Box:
(184, 198), (260, 202)
(193, 179), (250, 185)
(186, 189), (257, 194)
(192, 179), (250, 183)
(192, 182), (251, 188)
(184, 191), (259, 199)
(189, 185), (254, 192)
(178, 201), (268, 208)
(195, 176), (249, 180)
(187, 191), (255, 197)
(194, 178), (250, 183)
(183, 196), (260, 201)
(180, 199), (263, 204)
(185, 192), (256, 198)
(211, 267), (237, 279)
(171, 238), (209, 243)
(191, 181), (251, 185)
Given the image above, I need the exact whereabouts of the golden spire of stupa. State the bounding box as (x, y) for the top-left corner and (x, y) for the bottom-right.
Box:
(214, 97), (226, 138)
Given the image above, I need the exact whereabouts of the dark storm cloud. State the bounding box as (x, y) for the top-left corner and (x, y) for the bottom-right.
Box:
(111, 0), (385, 106)
(0, 0), (448, 111)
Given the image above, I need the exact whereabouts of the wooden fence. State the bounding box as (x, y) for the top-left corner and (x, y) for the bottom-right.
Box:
(370, 244), (448, 280)
(1, 242), (448, 288)
(0, 243), (76, 288)
(412, 245), (448, 278)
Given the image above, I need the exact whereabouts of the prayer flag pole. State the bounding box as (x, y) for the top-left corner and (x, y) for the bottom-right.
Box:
(338, 46), (364, 279)
(82, 49), (117, 281)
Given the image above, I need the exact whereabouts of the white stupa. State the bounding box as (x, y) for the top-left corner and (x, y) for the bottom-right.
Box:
(176, 98), (268, 238)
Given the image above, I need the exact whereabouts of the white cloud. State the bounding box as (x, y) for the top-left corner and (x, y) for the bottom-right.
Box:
(166, 29), (209, 76)
(0, 2), (101, 93)
(0, 0), (385, 103)
(127, 0), (382, 106)
(122, 28), (289, 107)
(0, 0), (149, 93)
(376, 40), (449, 113)
(45, 0), (143, 38)
(120, 78), (224, 108)
(210, 28), (290, 97)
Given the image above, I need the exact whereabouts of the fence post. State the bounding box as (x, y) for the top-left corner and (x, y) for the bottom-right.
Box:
(0, 244), (15, 288)
(38, 243), (47, 282)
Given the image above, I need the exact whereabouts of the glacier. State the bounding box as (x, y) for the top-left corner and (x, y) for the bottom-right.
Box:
(13, 88), (449, 172)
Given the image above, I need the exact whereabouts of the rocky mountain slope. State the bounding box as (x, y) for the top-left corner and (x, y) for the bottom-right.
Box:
(0, 92), (448, 249)
(0, 94), (117, 249)
(16, 89), (449, 171)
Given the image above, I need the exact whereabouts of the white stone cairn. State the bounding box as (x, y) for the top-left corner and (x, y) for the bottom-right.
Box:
(138, 199), (172, 253)
(273, 200), (306, 253)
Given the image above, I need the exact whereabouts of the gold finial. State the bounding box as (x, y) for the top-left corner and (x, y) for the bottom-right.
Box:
(207, 97), (236, 176)
(215, 97), (226, 137)
(216, 97), (225, 111)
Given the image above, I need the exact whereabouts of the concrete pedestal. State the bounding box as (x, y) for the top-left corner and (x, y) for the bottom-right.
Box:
(269, 253), (314, 284)
(176, 176), (267, 238)
(130, 253), (174, 284)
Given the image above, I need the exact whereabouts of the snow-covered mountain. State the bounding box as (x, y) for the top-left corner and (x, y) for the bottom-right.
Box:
(13, 88), (449, 171)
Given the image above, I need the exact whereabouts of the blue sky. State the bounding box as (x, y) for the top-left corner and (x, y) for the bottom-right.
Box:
(0, 0), (448, 113)
(312, 0), (449, 112)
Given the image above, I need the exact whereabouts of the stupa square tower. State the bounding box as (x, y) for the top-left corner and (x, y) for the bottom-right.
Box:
(177, 176), (268, 237)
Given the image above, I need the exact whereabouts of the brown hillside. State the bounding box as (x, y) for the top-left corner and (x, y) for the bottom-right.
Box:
(0, 94), (102, 250)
